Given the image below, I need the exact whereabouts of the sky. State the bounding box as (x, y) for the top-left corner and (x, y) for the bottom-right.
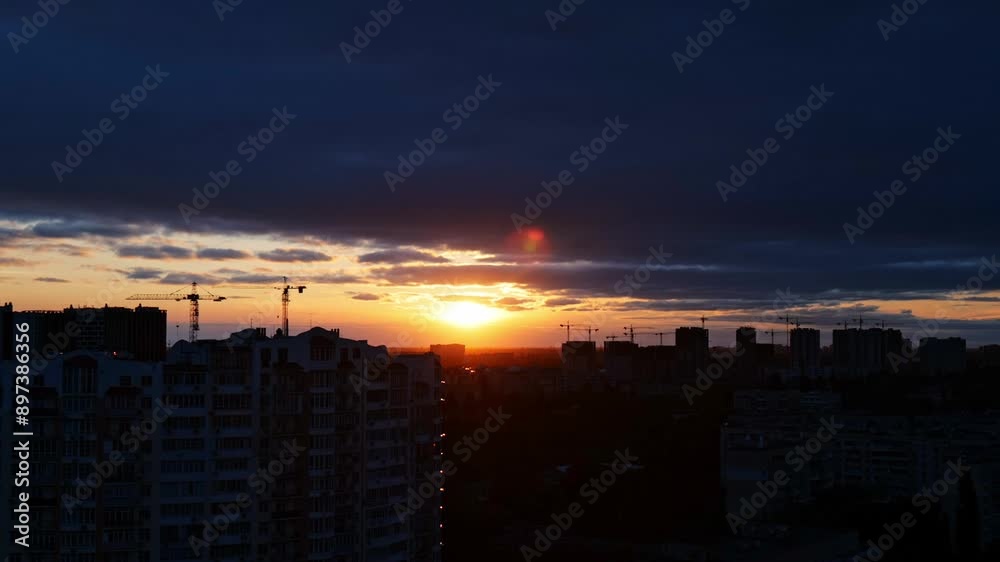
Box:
(1, 0), (999, 347)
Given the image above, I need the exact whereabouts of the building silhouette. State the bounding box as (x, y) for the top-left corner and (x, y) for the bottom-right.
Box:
(0, 326), (442, 562)
(790, 327), (820, 378)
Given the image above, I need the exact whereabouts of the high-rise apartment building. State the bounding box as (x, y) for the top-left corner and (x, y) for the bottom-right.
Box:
(790, 327), (821, 377)
(1, 327), (441, 562)
(0, 304), (167, 362)
(675, 327), (709, 384)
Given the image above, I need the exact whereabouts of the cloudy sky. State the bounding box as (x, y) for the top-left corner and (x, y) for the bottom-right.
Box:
(2, 0), (999, 347)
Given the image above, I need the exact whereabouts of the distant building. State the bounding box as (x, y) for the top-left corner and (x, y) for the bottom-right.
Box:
(833, 327), (905, 377)
(980, 345), (1000, 369)
(0, 303), (167, 361)
(603, 340), (637, 392)
(430, 343), (466, 368)
(735, 327), (759, 386)
(919, 337), (967, 375)
(675, 327), (709, 384)
(790, 328), (821, 377)
(561, 341), (598, 392)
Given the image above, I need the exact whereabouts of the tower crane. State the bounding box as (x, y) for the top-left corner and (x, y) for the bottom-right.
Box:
(853, 313), (867, 331)
(761, 329), (783, 346)
(274, 277), (307, 337)
(777, 314), (796, 348)
(653, 331), (675, 346)
(560, 324), (599, 342)
(623, 325), (656, 344)
(127, 282), (226, 342)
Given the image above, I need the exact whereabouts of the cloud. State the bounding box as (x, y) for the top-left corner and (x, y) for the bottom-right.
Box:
(127, 267), (166, 280)
(0, 257), (29, 266)
(227, 274), (280, 284)
(545, 297), (582, 307)
(30, 220), (141, 239)
(358, 249), (449, 264)
(159, 273), (224, 286)
(352, 293), (380, 301)
(34, 276), (70, 283)
(494, 297), (532, 306)
(257, 248), (331, 262)
(198, 248), (251, 260)
(306, 272), (361, 284)
(117, 245), (193, 259)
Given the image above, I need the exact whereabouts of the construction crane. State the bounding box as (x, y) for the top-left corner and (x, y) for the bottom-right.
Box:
(761, 329), (784, 346)
(274, 277), (307, 337)
(623, 325), (655, 344)
(560, 324), (599, 342)
(127, 282), (226, 342)
(699, 316), (709, 330)
(653, 331), (675, 346)
(559, 323), (572, 342)
(777, 314), (795, 348)
(853, 313), (868, 331)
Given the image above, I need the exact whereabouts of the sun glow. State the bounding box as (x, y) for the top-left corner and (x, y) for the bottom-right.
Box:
(438, 301), (503, 328)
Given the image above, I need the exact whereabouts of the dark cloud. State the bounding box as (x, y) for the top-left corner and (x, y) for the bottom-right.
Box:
(30, 220), (141, 239)
(257, 249), (331, 263)
(127, 268), (166, 280)
(545, 298), (583, 307)
(352, 293), (381, 301)
(0, 0), (997, 340)
(227, 274), (281, 284)
(34, 277), (70, 283)
(358, 249), (449, 264)
(198, 248), (252, 260)
(117, 245), (193, 259)
(159, 273), (224, 286)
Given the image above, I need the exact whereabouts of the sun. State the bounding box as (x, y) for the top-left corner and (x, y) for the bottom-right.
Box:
(438, 301), (503, 328)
